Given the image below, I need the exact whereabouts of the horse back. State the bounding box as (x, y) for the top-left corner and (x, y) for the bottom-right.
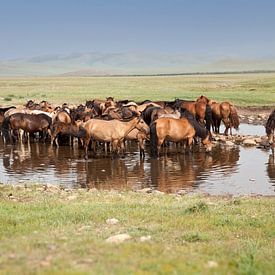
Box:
(180, 102), (196, 116)
(220, 102), (231, 117)
(156, 117), (195, 141)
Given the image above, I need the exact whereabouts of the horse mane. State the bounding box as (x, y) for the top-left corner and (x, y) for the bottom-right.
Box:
(266, 109), (275, 135)
(141, 105), (161, 125)
(180, 108), (209, 139)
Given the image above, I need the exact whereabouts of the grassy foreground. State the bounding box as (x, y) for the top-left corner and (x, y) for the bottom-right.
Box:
(0, 185), (274, 274)
(0, 73), (275, 106)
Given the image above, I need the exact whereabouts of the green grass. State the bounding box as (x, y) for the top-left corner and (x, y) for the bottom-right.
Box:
(0, 73), (275, 106)
(0, 185), (274, 274)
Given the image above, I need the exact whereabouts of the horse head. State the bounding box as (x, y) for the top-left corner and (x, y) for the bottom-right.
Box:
(202, 133), (212, 152)
(136, 117), (150, 135)
(196, 95), (210, 104)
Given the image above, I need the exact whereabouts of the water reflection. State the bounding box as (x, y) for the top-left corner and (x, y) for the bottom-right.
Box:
(267, 152), (275, 184)
(0, 139), (274, 195)
(149, 145), (240, 193)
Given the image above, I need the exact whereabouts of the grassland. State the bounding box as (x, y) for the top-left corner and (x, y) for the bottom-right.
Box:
(0, 73), (275, 106)
(0, 185), (274, 274)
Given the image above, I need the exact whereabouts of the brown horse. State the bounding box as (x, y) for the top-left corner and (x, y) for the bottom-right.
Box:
(196, 95), (210, 105)
(150, 116), (212, 158)
(50, 120), (84, 146)
(2, 113), (52, 143)
(122, 127), (150, 158)
(52, 110), (72, 124)
(176, 98), (212, 131)
(266, 109), (275, 144)
(210, 101), (240, 135)
(80, 117), (149, 159)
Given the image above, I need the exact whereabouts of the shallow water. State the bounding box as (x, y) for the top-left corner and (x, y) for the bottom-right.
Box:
(220, 123), (265, 136)
(0, 124), (274, 195)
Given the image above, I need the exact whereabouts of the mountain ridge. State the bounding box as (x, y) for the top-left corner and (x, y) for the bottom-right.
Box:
(0, 52), (274, 76)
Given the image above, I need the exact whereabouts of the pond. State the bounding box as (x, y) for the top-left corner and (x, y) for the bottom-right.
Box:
(0, 124), (274, 195)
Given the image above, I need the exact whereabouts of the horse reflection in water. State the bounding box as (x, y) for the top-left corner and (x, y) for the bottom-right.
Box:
(2, 141), (53, 174)
(150, 145), (240, 193)
(267, 153), (275, 185)
(1, 140), (80, 181)
(76, 157), (150, 190)
(74, 143), (240, 193)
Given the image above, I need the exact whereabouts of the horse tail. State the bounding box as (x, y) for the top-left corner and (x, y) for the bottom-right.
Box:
(2, 116), (11, 143)
(229, 105), (240, 130)
(150, 122), (158, 158)
(205, 105), (212, 131)
(266, 110), (275, 135)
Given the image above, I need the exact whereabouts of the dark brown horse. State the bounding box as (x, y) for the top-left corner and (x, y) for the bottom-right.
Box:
(2, 113), (52, 143)
(50, 120), (84, 146)
(0, 106), (15, 128)
(266, 109), (275, 145)
(150, 115), (212, 158)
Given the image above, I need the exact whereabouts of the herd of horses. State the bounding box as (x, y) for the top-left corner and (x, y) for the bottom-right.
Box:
(0, 96), (274, 159)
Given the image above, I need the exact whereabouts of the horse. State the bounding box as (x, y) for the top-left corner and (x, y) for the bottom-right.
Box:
(0, 106), (15, 128)
(52, 110), (72, 124)
(80, 117), (149, 159)
(210, 101), (240, 135)
(150, 116), (212, 158)
(173, 98), (212, 131)
(122, 127), (150, 158)
(196, 95), (210, 105)
(266, 109), (275, 145)
(2, 113), (52, 143)
(159, 109), (181, 119)
(50, 120), (84, 146)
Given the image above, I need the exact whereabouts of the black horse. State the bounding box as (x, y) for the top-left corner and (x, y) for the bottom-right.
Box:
(266, 109), (275, 144)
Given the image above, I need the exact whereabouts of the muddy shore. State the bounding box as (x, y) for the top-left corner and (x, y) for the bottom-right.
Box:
(237, 105), (274, 125)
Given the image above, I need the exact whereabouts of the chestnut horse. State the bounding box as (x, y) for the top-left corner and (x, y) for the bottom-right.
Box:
(173, 98), (212, 131)
(266, 109), (275, 144)
(150, 116), (212, 158)
(80, 117), (149, 159)
(210, 101), (240, 135)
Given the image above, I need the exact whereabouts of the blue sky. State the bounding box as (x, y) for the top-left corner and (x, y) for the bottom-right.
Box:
(0, 0), (274, 59)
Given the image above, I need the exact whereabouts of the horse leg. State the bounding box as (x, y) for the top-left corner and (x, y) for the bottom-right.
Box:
(120, 140), (126, 156)
(186, 137), (193, 153)
(91, 140), (97, 155)
(104, 142), (108, 154)
(157, 138), (164, 157)
(112, 140), (119, 158)
(83, 137), (90, 160)
(138, 137), (145, 158)
(18, 129), (24, 143)
(217, 119), (221, 134)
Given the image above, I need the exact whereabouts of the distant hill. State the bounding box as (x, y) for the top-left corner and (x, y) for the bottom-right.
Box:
(0, 52), (275, 76)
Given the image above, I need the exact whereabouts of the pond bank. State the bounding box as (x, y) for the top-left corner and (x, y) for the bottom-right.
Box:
(0, 184), (274, 274)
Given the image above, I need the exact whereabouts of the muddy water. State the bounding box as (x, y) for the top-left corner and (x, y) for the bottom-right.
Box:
(0, 124), (274, 196)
